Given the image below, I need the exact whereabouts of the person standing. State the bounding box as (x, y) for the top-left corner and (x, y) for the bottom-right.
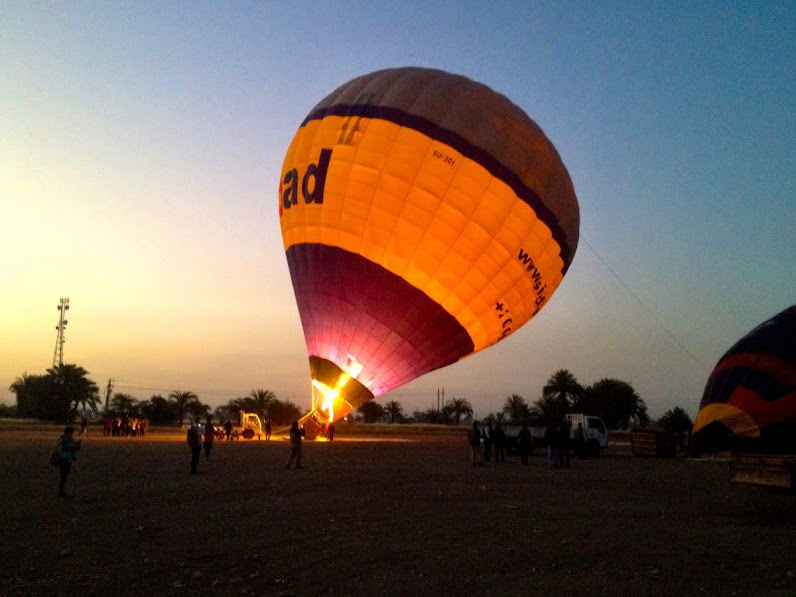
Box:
(56, 426), (81, 498)
(468, 421), (483, 466)
(575, 423), (587, 460)
(545, 422), (559, 468)
(492, 422), (506, 465)
(558, 420), (571, 468)
(482, 421), (493, 462)
(187, 420), (202, 474)
(224, 419), (233, 441)
(286, 421), (306, 469)
(518, 423), (532, 466)
(265, 417), (272, 441)
(326, 422), (335, 441)
(204, 416), (215, 459)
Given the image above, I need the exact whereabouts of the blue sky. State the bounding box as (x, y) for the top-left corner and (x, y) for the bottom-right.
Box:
(1, 2), (793, 418)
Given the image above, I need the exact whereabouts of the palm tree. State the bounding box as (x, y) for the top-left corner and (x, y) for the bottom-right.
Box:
(529, 394), (567, 425)
(46, 364), (100, 420)
(358, 401), (385, 423)
(542, 369), (584, 413)
(249, 389), (277, 419)
(169, 390), (199, 426)
(658, 406), (692, 432)
(384, 400), (403, 423)
(586, 379), (649, 429)
(110, 393), (138, 415)
(502, 394), (530, 425)
(9, 372), (44, 418)
(448, 398), (473, 425)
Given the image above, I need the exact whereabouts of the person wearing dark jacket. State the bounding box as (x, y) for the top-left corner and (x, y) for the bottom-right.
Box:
(492, 423), (506, 465)
(187, 421), (202, 474)
(558, 420), (571, 468)
(286, 421), (306, 469)
(482, 421), (493, 462)
(518, 424), (533, 466)
(545, 423), (558, 468)
(204, 416), (215, 459)
(56, 426), (81, 497)
(468, 421), (483, 466)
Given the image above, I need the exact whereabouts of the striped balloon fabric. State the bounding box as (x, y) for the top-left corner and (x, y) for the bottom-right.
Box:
(280, 67), (579, 429)
(694, 305), (796, 453)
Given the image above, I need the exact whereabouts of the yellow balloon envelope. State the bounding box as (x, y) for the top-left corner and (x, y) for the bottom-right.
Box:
(280, 67), (579, 431)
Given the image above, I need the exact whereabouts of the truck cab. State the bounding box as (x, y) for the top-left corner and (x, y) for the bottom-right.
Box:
(565, 413), (608, 456)
(233, 411), (264, 440)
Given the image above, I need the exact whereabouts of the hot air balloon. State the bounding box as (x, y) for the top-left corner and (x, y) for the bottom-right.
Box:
(280, 67), (579, 436)
(693, 305), (796, 454)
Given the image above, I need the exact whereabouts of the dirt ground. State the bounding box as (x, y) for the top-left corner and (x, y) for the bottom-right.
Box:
(1, 426), (794, 596)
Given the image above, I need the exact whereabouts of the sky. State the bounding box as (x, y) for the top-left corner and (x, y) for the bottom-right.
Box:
(1, 1), (794, 419)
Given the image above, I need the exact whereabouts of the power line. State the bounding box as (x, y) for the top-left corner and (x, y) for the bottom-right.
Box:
(581, 234), (711, 373)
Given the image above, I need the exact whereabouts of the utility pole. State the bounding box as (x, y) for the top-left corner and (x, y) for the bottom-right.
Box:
(52, 297), (69, 367)
(104, 379), (114, 414)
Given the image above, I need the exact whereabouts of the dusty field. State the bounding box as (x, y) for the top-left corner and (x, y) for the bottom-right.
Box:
(1, 427), (794, 596)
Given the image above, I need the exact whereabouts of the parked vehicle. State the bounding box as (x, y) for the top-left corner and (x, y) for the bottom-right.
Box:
(232, 411), (264, 440)
(503, 413), (608, 457)
(565, 413), (608, 457)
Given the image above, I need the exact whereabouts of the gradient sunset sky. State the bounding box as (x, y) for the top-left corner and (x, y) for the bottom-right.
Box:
(2, 2), (793, 418)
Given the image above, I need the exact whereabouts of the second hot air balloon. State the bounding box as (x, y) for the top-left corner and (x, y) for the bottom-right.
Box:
(279, 67), (579, 435)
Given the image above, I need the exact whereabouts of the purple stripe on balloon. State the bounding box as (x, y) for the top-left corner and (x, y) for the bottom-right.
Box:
(286, 243), (474, 396)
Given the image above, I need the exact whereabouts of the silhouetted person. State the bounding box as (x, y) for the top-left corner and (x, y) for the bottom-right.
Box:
(224, 419), (233, 441)
(482, 421), (493, 462)
(558, 420), (571, 468)
(468, 421), (483, 466)
(518, 423), (532, 466)
(574, 423), (587, 460)
(265, 417), (272, 440)
(204, 416), (215, 459)
(492, 422), (506, 464)
(56, 426), (81, 498)
(187, 421), (202, 474)
(545, 423), (558, 468)
(326, 422), (335, 441)
(286, 421), (306, 469)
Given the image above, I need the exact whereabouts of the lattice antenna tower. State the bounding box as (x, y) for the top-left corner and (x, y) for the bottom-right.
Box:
(52, 297), (70, 367)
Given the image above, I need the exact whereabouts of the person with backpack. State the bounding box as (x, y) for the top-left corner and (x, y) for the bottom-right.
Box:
(187, 420), (202, 474)
(54, 426), (81, 498)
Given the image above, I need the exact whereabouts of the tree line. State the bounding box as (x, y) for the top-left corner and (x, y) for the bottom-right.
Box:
(7, 364), (694, 432)
(354, 369), (693, 431)
(7, 364), (301, 426)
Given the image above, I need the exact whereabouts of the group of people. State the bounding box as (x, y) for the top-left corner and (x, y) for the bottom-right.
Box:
(186, 417), (217, 474)
(468, 419), (590, 468)
(468, 420), (512, 466)
(102, 417), (149, 437)
(185, 417), (304, 474)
